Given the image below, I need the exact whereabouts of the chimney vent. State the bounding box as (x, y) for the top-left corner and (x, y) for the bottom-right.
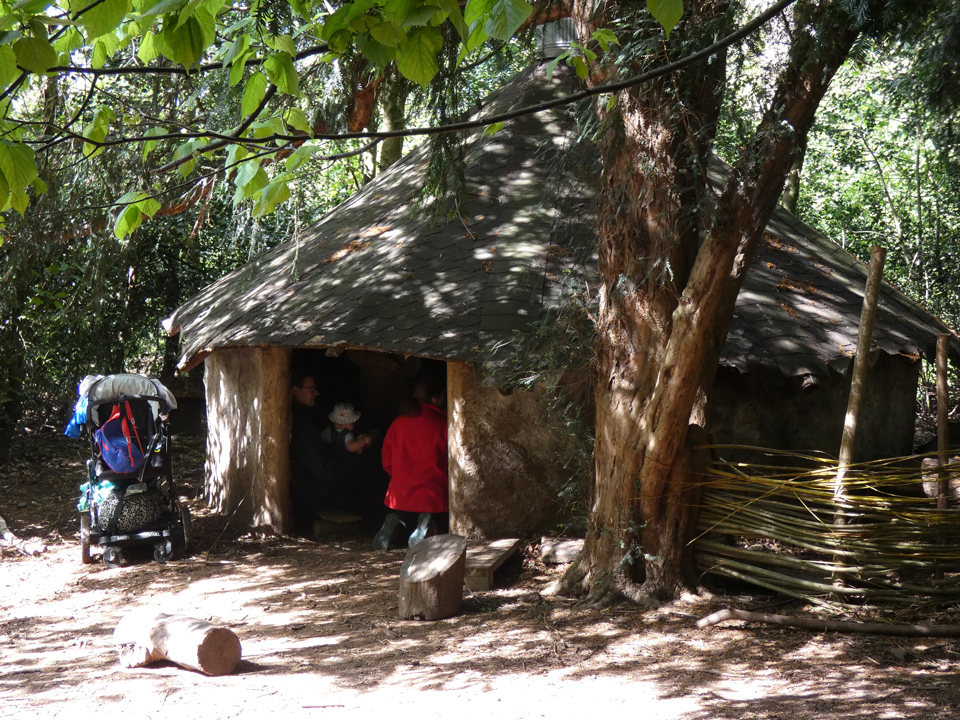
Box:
(537, 18), (576, 60)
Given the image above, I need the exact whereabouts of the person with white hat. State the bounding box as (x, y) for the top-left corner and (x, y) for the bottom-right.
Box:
(322, 402), (375, 455)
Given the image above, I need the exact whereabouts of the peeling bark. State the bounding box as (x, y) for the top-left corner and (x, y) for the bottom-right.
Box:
(558, 1), (861, 603)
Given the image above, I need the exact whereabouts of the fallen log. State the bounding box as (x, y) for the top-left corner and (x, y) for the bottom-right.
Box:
(0, 513), (46, 556)
(114, 611), (242, 675)
(399, 534), (467, 620)
(698, 608), (960, 638)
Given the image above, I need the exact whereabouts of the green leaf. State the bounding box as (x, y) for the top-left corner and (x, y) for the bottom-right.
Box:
(13, 0), (54, 13)
(12, 35), (58, 74)
(647, 0), (683, 38)
(569, 54), (587, 79)
(481, 121), (504, 137)
(92, 105), (116, 128)
(0, 30), (21, 47)
(177, 156), (195, 177)
(237, 164), (268, 197)
(319, 4), (352, 42)
(401, 5), (438, 27)
(397, 25), (442, 87)
(484, 0), (531, 43)
(283, 107), (311, 133)
(228, 50), (249, 85)
(267, 34), (296, 56)
(92, 39), (108, 68)
(137, 30), (158, 62)
(225, 142), (247, 169)
(77, 0), (131, 40)
(137, 195), (161, 218)
(463, 0), (494, 26)
(0, 170), (9, 208)
(221, 33), (248, 67)
(241, 71), (267, 116)
(139, 0), (187, 18)
(263, 52), (299, 96)
(82, 123), (106, 158)
(0, 45), (17, 89)
(591, 28), (618, 52)
(356, 32), (395, 70)
(369, 19), (405, 48)
(544, 52), (565, 79)
(160, 12), (211, 67)
(462, 21), (487, 54)
(433, 0), (468, 42)
(284, 143), (320, 172)
(31, 176), (46, 194)
(0, 141), (37, 206)
(141, 126), (165, 159)
(114, 203), (144, 239)
(9, 186), (27, 214)
(252, 176), (290, 218)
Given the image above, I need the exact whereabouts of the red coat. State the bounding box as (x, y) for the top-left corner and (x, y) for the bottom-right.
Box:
(382, 403), (448, 513)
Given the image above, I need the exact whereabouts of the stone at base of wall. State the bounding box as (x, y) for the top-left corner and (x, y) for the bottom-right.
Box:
(540, 537), (584, 564)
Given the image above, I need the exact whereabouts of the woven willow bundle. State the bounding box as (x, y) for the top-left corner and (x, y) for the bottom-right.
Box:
(693, 447), (960, 608)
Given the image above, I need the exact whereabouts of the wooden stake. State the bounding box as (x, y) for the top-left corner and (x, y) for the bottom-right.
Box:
(834, 245), (887, 502)
(937, 333), (950, 509)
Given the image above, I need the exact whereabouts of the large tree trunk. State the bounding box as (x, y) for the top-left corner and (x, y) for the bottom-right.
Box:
(558, 0), (860, 603)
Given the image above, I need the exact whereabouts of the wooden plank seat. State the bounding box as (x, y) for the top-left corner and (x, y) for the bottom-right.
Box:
(464, 538), (522, 591)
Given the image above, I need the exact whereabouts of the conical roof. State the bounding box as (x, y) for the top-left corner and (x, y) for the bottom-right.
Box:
(166, 63), (957, 376)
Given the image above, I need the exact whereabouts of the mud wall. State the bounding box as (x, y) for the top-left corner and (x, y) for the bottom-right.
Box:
(448, 363), (579, 539)
(204, 347), (292, 533)
(710, 352), (920, 463)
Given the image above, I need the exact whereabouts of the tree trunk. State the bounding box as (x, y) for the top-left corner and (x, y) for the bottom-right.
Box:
(558, 0), (860, 603)
(378, 67), (412, 173)
(780, 134), (807, 214)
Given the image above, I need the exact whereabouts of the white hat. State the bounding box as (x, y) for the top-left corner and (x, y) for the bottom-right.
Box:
(329, 403), (360, 424)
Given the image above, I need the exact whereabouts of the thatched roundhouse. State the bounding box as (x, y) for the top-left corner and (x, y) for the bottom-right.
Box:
(164, 62), (958, 537)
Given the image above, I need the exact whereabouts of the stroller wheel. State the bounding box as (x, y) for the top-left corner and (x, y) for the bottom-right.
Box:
(103, 546), (124, 568)
(154, 539), (174, 564)
(80, 513), (92, 565)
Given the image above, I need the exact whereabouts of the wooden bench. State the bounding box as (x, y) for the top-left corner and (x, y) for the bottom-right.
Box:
(464, 538), (522, 591)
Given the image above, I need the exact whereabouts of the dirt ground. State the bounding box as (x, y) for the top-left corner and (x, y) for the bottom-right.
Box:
(2, 432), (960, 720)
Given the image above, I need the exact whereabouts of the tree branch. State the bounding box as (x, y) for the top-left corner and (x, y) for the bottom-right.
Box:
(699, 608), (960, 637)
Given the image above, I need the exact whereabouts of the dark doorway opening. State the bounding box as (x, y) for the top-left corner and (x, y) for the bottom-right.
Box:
(290, 349), (446, 530)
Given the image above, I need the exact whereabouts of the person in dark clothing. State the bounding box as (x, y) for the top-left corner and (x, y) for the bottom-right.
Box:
(289, 373), (345, 529)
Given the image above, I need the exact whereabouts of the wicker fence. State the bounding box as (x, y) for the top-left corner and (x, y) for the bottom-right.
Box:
(693, 447), (960, 608)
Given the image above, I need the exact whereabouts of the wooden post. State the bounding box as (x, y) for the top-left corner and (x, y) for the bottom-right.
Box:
(834, 246), (886, 502)
(935, 333), (950, 581)
(832, 246), (885, 587)
(937, 333), (950, 509)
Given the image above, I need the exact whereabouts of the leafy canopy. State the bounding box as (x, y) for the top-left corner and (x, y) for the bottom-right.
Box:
(0, 0), (682, 234)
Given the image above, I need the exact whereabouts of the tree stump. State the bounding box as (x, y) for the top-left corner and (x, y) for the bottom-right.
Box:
(399, 534), (467, 620)
(113, 611), (242, 676)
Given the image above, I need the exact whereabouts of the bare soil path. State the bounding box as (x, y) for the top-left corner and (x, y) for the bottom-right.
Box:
(2, 433), (959, 719)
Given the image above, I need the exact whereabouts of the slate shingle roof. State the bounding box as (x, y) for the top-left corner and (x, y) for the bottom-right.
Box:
(166, 63), (958, 376)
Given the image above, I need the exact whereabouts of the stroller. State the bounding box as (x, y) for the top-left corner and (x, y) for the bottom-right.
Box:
(68, 373), (191, 567)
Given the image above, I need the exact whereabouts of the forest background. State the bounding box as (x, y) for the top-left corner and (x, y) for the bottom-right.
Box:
(0, 0), (958, 601)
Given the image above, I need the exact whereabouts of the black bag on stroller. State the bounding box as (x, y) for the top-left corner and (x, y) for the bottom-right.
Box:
(69, 373), (190, 566)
